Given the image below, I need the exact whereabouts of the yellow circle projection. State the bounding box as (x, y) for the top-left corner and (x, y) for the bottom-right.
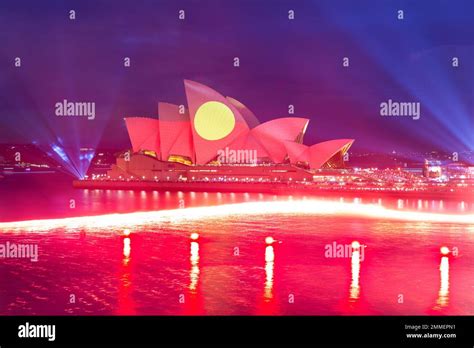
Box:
(194, 101), (236, 141)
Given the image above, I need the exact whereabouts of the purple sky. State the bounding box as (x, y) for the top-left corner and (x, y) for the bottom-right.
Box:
(0, 0), (472, 155)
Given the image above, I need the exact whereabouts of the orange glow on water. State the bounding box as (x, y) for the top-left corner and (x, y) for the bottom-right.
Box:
(0, 199), (472, 232)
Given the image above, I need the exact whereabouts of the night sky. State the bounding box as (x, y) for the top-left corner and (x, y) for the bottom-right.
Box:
(0, 0), (472, 157)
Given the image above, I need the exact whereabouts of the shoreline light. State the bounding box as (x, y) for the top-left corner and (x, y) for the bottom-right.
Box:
(0, 199), (473, 232)
(265, 236), (275, 245)
(440, 246), (450, 256)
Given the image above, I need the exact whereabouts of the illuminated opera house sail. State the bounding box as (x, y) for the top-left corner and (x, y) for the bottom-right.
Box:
(106, 80), (354, 183)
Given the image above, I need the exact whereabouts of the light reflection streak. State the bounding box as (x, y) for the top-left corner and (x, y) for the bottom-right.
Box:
(189, 241), (200, 293)
(1, 199), (473, 232)
(123, 237), (131, 264)
(397, 199), (404, 209)
(349, 248), (361, 302)
(264, 245), (275, 301)
(436, 256), (450, 309)
(117, 236), (135, 314)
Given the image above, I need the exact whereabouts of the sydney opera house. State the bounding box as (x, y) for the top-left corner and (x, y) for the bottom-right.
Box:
(101, 80), (354, 185)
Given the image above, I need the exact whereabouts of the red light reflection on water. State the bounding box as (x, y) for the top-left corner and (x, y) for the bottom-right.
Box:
(256, 243), (280, 315)
(435, 256), (450, 309)
(349, 247), (361, 303)
(189, 241), (200, 293)
(182, 239), (204, 315)
(117, 237), (136, 315)
(264, 245), (275, 302)
(0, 196), (471, 315)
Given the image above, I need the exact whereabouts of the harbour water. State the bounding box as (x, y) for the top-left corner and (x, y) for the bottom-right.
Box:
(0, 174), (473, 315)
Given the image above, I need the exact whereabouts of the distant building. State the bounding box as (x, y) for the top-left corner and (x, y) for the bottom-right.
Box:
(423, 159), (442, 179)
